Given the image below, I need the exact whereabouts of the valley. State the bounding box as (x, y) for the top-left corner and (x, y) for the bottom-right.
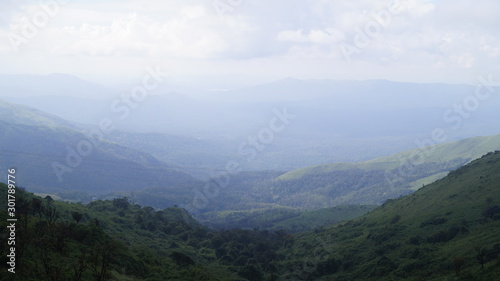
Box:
(1, 76), (499, 280)
(1, 150), (499, 280)
(2, 1), (499, 279)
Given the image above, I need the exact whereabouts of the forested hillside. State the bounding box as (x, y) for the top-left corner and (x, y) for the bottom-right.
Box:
(2, 151), (499, 280)
(0, 184), (287, 280)
(278, 151), (500, 280)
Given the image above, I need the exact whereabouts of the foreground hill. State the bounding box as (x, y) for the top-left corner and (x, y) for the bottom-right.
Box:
(279, 150), (500, 280)
(0, 99), (196, 197)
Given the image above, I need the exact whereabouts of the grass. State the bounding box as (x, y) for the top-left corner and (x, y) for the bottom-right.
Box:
(280, 133), (500, 181)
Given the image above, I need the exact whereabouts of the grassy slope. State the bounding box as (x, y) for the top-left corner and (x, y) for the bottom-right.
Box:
(279, 134), (500, 180)
(264, 134), (500, 207)
(280, 151), (500, 280)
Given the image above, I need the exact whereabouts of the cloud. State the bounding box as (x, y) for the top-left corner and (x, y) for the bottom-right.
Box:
(0, 0), (498, 83)
(2, 3), (229, 58)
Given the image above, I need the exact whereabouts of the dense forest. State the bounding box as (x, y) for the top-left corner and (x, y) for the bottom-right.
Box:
(0, 185), (289, 280)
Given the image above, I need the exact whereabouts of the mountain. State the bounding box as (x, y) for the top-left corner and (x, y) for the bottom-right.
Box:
(0, 73), (120, 99)
(279, 150), (500, 280)
(268, 133), (500, 206)
(3, 74), (500, 174)
(0, 99), (196, 198)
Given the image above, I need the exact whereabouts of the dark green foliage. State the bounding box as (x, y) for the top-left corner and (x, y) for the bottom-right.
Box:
(315, 257), (342, 276)
(426, 225), (461, 243)
(171, 251), (195, 267)
(420, 216), (448, 227)
(238, 264), (263, 281)
(390, 214), (401, 224)
(483, 205), (500, 219)
(112, 198), (130, 210)
(0, 184), (286, 280)
(278, 151), (500, 280)
(71, 211), (84, 223)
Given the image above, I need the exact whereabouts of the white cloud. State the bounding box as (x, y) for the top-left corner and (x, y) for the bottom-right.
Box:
(0, 0), (498, 84)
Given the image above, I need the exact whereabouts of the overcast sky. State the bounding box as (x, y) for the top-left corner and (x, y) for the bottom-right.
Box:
(0, 0), (499, 86)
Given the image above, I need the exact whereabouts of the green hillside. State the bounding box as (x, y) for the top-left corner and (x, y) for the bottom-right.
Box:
(269, 134), (500, 207)
(0, 100), (196, 197)
(279, 150), (500, 280)
(280, 134), (500, 179)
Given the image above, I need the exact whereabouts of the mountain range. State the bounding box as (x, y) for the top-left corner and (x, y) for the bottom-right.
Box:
(1, 96), (499, 218)
(2, 74), (499, 175)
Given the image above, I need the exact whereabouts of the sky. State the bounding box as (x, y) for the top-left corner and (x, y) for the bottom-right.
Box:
(0, 0), (499, 87)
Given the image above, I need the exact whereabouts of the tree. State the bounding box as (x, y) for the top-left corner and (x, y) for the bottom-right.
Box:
(73, 250), (88, 281)
(43, 205), (59, 227)
(30, 198), (44, 217)
(113, 198), (129, 210)
(476, 247), (486, 269)
(453, 256), (465, 275)
(171, 251), (195, 267)
(90, 241), (117, 281)
(72, 211), (84, 224)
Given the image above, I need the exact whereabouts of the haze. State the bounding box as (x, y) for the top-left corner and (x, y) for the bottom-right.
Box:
(1, 0), (499, 87)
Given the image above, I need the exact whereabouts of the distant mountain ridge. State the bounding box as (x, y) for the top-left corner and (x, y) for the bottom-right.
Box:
(2, 74), (500, 174)
(0, 73), (119, 98)
(0, 99), (196, 197)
